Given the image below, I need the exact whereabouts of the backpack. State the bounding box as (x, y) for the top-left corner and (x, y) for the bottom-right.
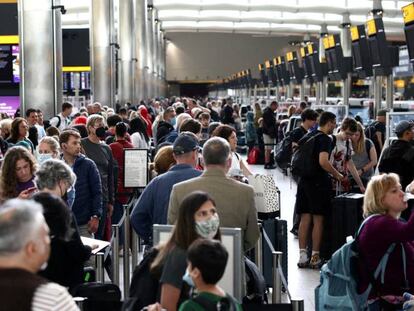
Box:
(364, 121), (379, 142)
(127, 247), (160, 310)
(291, 132), (323, 177)
(243, 256), (268, 304)
(275, 133), (293, 169)
(315, 215), (408, 310)
(191, 293), (239, 311)
(71, 282), (122, 311)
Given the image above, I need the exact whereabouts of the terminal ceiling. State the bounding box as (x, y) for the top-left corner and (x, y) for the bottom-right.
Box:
(61, 0), (409, 39)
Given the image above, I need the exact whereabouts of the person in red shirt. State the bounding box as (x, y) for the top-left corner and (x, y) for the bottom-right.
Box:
(109, 122), (134, 227)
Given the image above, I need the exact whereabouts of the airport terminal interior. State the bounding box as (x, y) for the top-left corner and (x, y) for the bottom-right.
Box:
(4, 0), (414, 310)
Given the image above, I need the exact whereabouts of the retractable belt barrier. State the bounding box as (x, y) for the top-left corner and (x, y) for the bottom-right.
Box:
(256, 225), (305, 310)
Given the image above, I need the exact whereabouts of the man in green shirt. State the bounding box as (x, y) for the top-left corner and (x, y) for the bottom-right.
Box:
(179, 239), (242, 311)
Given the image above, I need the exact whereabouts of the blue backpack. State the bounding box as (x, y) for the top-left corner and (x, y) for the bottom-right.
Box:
(315, 215), (408, 310)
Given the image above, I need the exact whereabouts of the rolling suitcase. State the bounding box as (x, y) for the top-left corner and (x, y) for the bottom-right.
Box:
(330, 193), (364, 255)
(261, 218), (288, 287)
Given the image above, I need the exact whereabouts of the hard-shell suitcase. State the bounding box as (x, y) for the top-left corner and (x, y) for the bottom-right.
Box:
(330, 193), (364, 255)
(262, 218), (288, 287)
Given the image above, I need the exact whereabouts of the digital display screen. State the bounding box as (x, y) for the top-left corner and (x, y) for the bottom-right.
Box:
(0, 45), (12, 84)
(12, 45), (19, 83)
(0, 96), (19, 117)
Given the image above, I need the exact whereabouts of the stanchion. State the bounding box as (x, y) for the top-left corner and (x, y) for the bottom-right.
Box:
(131, 230), (138, 268)
(74, 297), (87, 310)
(291, 298), (305, 311)
(255, 223), (263, 275)
(112, 224), (120, 286)
(123, 204), (131, 297)
(272, 251), (283, 303)
(96, 252), (104, 283)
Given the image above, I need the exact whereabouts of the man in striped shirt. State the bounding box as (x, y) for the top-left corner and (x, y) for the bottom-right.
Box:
(0, 199), (79, 311)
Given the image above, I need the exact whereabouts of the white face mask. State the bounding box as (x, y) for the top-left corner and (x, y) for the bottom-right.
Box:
(36, 153), (53, 164)
(195, 214), (220, 239)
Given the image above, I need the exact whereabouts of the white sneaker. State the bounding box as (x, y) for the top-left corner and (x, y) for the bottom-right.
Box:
(297, 250), (309, 268)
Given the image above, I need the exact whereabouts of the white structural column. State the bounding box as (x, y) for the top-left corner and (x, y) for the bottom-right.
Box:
(146, 5), (154, 99)
(18, 0), (63, 119)
(134, 0), (147, 102)
(151, 9), (158, 97)
(91, 0), (114, 107)
(319, 23), (328, 105)
(156, 21), (162, 97)
(118, 0), (134, 106)
(341, 13), (352, 106)
(161, 33), (167, 96)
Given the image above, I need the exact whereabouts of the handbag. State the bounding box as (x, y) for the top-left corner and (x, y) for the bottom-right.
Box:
(247, 174), (280, 214)
(247, 147), (260, 164)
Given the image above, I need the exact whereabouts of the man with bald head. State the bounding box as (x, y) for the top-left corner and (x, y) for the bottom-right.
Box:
(0, 199), (79, 311)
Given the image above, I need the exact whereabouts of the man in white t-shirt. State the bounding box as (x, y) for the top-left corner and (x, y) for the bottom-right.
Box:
(0, 199), (79, 311)
(49, 102), (73, 131)
(330, 117), (365, 193)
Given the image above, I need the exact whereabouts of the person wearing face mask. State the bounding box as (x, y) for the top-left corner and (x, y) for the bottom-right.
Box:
(168, 137), (259, 251)
(179, 239), (242, 311)
(32, 192), (92, 292)
(156, 107), (177, 146)
(36, 136), (60, 164)
(0, 199), (80, 311)
(148, 191), (221, 311)
(81, 114), (115, 240)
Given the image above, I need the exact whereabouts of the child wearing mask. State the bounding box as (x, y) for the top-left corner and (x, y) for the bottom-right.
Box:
(180, 239), (242, 311)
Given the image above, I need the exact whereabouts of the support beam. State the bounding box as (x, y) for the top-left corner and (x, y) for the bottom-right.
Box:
(18, 0), (63, 118)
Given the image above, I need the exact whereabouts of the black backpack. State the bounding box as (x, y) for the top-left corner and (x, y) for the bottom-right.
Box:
(127, 247), (160, 310)
(71, 282), (122, 311)
(291, 132), (323, 177)
(364, 121), (379, 142)
(275, 133), (293, 169)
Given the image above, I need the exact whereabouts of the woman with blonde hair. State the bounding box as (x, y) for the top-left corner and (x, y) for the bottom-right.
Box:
(351, 122), (378, 187)
(358, 173), (414, 309)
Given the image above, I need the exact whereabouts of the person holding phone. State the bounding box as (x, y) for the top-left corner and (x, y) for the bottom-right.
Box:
(0, 146), (37, 202)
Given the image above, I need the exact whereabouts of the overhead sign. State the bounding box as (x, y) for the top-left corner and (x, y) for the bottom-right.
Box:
(402, 3), (414, 25)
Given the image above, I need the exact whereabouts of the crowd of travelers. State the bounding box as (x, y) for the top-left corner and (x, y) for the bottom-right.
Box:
(0, 96), (414, 310)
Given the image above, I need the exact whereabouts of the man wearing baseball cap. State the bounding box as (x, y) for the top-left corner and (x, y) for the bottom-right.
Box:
(378, 120), (414, 189)
(130, 132), (202, 243)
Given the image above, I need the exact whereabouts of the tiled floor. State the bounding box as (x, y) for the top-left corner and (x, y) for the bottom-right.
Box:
(249, 164), (320, 310)
(114, 163), (320, 310)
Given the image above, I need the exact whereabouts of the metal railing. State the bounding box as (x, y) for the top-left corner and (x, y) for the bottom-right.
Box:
(255, 224), (305, 310)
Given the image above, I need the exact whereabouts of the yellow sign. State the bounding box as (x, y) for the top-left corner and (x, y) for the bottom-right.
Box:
(300, 47), (306, 58)
(286, 52), (293, 62)
(366, 19), (377, 36)
(273, 58), (278, 66)
(394, 80), (405, 88)
(351, 26), (359, 42)
(323, 37), (330, 50)
(258, 64), (263, 71)
(62, 66), (91, 72)
(277, 56), (282, 64)
(308, 44), (314, 54)
(329, 35), (335, 48)
(402, 3), (414, 25)
(265, 60), (271, 69)
(0, 35), (18, 44)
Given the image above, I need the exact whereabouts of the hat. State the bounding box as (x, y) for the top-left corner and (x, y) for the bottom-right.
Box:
(173, 133), (199, 155)
(395, 120), (413, 135)
(73, 116), (87, 125)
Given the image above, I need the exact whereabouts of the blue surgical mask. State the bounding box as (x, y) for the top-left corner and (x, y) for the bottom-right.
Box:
(66, 187), (76, 208)
(169, 117), (176, 126)
(182, 268), (195, 287)
(37, 153), (53, 164)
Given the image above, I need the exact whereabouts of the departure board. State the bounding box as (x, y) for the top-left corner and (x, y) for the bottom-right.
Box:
(0, 44), (19, 84)
(0, 45), (12, 84)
